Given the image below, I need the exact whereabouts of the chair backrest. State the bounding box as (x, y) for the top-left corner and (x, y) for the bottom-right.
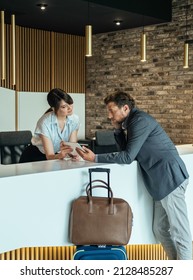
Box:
(94, 130), (118, 154)
(0, 130), (32, 164)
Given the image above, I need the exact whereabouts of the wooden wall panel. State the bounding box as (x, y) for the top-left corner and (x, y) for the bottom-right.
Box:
(51, 33), (85, 92)
(0, 23), (85, 93)
(15, 26), (51, 92)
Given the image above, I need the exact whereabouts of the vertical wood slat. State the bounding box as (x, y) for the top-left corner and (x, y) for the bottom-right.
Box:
(2, 23), (85, 93)
(4, 24), (9, 88)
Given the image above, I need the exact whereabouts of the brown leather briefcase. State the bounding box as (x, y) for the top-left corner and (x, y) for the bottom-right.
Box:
(69, 168), (133, 245)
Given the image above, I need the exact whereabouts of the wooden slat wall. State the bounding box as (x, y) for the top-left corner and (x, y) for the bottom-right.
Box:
(51, 33), (85, 92)
(0, 246), (76, 261)
(0, 24), (85, 93)
(0, 245), (168, 260)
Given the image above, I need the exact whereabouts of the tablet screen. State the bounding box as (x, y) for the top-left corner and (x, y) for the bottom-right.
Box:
(64, 142), (84, 159)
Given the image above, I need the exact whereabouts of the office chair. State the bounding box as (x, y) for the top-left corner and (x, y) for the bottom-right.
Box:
(0, 130), (32, 164)
(93, 130), (118, 154)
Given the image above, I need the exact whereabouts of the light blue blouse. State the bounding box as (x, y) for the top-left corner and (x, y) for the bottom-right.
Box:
(31, 111), (80, 154)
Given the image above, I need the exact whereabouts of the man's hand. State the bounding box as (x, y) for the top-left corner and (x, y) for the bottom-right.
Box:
(111, 119), (122, 129)
(76, 146), (96, 162)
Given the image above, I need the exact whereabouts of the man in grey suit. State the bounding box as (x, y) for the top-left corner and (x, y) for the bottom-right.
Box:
(76, 91), (192, 260)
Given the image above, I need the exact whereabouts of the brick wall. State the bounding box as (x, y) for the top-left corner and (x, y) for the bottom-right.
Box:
(85, 0), (193, 144)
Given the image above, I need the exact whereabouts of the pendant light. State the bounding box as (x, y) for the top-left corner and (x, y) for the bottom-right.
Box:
(140, 20), (146, 62)
(85, 1), (92, 57)
(141, 29), (146, 62)
(1, 10), (5, 83)
(11, 14), (16, 89)
(183, 1), (189, 68)
(183, 42), (189, 68)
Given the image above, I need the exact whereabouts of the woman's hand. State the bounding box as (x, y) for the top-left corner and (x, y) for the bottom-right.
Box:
(59, 141), (73, 159)
(76, 146), (96, 162)
(67, 153), (81, 161)
(60, 141), (82, 161)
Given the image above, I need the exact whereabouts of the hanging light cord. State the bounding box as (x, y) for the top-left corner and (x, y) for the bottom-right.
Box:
(142, 15), (144, 33)
(87, 0), (90, 25)
(185, 0), (188, 41)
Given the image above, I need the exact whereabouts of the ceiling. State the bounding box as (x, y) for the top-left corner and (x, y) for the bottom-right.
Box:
(0, 0), (172, 36)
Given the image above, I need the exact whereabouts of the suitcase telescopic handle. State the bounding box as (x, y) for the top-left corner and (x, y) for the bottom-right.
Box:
(89, 168), (110, 173)
(88, 168), (110, 196)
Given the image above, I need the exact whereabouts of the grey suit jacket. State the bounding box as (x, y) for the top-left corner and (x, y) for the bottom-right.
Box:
(97, 108), (189, 200)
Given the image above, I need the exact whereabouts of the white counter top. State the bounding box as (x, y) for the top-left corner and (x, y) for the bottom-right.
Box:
(0, 159), (105, 178)
(1, 144), (192, 178)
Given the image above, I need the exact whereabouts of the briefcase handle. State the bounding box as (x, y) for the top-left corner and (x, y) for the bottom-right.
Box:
(86, 180), (114, 215)
(86, 180), (113, 197)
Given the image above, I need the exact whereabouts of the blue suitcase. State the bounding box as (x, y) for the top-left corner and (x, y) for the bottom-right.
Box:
(73, 245), (127, 260)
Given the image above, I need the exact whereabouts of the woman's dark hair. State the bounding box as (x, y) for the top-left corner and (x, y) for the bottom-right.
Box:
(46, 88), (73, 113)
(104, 91), (135, 110)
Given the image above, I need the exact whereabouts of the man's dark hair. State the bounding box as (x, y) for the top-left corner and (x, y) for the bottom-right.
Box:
(104, 91), (135, 109)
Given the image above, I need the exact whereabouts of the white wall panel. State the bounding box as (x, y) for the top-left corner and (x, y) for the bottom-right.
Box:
(0, 87), (15, 131)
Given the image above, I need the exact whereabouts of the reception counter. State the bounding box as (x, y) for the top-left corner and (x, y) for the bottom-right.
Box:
(0, 145), (193, 254)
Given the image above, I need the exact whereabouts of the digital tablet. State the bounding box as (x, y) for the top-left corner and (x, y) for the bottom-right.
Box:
(64, 142), (85, 157)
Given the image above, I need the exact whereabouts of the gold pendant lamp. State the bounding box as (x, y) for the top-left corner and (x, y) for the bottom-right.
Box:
(1, 10), (5, 84)
(140, 16), (147, 62)
(85, 1), (92, 57)
(85, 25), (92, 57)
(141, 31), (147, 62)
(183, 0), (189, 68)
(183, 42), (189, 69)
(11, 14), (16, 89)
